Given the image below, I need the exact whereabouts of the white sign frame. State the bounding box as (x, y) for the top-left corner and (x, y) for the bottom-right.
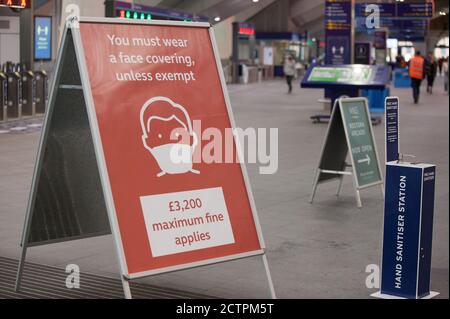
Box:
(310, 97), (384, 208)
(15, 17), (276, 299)
(339, 97), (384, 190)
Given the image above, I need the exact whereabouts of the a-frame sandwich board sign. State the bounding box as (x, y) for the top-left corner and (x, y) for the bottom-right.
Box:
(309, 97), (384, 208)
(15, 17), (276, 299)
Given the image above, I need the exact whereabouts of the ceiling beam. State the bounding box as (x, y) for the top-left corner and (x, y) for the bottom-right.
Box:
(176, 0), (226, 14)
(290, 0), (324, 19)
(291, 1), (325, 26)
(134, 0), (167, 7)
(234, 0), (279, 22)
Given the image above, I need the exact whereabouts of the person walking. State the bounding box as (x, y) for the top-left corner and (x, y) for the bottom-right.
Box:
(443, 57), (449, 94)
(409, 51), (426, 104)
(425, 53), (437, 94)
(438, 57), (444, 76)
(284, 55), (296, 94)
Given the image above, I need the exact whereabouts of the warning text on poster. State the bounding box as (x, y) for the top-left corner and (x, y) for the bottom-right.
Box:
(140, 187), (235, 257)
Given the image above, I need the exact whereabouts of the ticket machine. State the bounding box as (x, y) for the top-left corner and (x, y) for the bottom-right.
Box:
(34, 70), (48, 114)
(5, 62), (22, 119)
(18, 63), (35, 116)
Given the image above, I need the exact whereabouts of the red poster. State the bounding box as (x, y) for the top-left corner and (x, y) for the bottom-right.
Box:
(79, 22), (263, 276)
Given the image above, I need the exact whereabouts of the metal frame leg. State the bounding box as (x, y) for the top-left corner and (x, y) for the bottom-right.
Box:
(15, 243), (28, 292)
(15, 203), (34, 292)
(309, 169), (321, 204)
(355, 189), (362, 209)
(121, 276), (132, 299)
(2, 106), (6, 122)
(336, 176), (344, 197)
(18, 102), (22, 120)
(262, 254), (276, 299)
(351, 174), (362, 209)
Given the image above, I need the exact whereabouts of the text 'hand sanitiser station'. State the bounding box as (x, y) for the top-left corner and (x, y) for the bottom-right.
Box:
(372, 97), (439, 299)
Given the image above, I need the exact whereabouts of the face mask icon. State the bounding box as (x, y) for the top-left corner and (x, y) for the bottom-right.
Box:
(140, 97), (200, 177)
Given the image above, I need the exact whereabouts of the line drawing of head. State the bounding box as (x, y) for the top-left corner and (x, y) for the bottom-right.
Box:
(140, 96), (200, 177)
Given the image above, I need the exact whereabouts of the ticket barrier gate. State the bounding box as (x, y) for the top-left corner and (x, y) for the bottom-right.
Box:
(6, 64), (22, 119)
(0, 71), (6, 121)
(20, 70), (35, 116)
(34, 70), (48, 114)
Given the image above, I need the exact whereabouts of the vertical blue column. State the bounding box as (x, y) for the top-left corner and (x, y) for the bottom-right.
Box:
(324, 0), (355, 109)
(380, 163), (436, 298)
(385, 97), (399, 163)
(325, 0), (354, 65)
(417, 166), (436, 298)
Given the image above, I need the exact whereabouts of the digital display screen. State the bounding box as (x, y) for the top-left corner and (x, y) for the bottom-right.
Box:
(34, 16), (52, 61)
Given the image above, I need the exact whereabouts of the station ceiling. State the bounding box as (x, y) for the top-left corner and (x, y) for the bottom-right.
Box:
(141, 0), (281, 23)
(141, 0), (449, 39)
(24, 0), (449, 39)
(142, 0), (325, 35)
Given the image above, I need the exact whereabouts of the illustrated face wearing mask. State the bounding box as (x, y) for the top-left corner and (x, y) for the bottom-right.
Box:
(140, 97), (200, 177)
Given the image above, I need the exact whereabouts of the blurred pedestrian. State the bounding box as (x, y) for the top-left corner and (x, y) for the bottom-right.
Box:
(400, 56), (407, 68)
(395, 55), (407, 69)
(284, 55), (296, 94)
(443, 57), (449, 94)
(438, 57), (444, 76)
(425, 53), (437, 94)
(409, 51), (426, 104)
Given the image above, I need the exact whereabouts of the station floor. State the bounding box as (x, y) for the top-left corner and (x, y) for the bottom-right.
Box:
(0, 76), (448, 299)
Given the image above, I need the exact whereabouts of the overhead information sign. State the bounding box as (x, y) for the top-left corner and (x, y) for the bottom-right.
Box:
(397, 2), (434, 18)
(355, 2), (434, 18)
(324, 0), (353, 65)
(356, 3), (396, 17)
(77, 21), (264, 277)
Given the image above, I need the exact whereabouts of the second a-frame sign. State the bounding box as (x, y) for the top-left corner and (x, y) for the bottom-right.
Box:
(310, 97), (384, 208)
(15, 17), (275, 299)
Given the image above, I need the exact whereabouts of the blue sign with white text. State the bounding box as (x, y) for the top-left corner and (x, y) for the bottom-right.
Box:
(418, 166), (436, 297)
(382, 164), (422, 298)
(385, 97), (399, 162)
(355, 2), (434, 18)
(325, 0), (352, 65)
(381, 163), (436, 298)
(355, 43), (371, 65)
(326, 36), (351, 65)
(398, 2), (434, 18)
(356, 3), (396, 17)
(34, 16), (52, 61)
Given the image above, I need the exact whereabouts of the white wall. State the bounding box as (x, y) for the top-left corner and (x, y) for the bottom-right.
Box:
(59, 0), (105, 42)
(0, 17), (20, 66)
(61, 0), (105, 19)
(213, 16), (235, 61)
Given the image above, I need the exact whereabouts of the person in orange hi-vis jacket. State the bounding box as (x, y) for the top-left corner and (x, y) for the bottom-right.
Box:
(409, 51), (426, 104)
